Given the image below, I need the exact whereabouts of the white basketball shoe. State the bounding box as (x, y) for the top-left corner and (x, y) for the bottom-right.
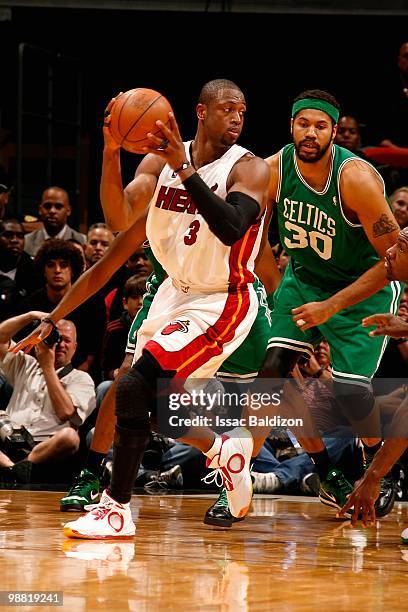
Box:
(63, 489), (136, 540)
(401, 526), (408, 545)
(203, 427), (253, 519)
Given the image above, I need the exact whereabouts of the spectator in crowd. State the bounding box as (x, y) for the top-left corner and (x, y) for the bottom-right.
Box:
(126, 247), (153, 279)
(390, 186), (408, 229)
(84, 223), (114, 269)
(101, 275), (146, 381)
(0, 312), (95, 483)
(335, 115), (362, 153)
(105, 247), (153, 322)
(24, 186), (86, 258)
(82, 224), (146, 322)
(16, 239), (106, 380)
(335, 114), (401, 193)
(0, 219), (41, 298)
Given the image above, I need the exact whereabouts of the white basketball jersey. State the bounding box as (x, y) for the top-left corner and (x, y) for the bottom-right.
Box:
(146, 141), (264, 291)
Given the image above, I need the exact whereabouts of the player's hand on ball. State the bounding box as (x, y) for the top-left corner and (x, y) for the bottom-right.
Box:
(292, 299), (336, 331)
(144, 112), (189, 172)
(103, 94), (123, 151)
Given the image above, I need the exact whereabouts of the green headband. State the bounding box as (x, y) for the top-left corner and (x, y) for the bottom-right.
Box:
(292, 98), (339, 124)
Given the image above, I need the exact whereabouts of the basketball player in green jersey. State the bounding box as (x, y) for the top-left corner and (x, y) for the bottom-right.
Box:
(259, 89), (403, 515)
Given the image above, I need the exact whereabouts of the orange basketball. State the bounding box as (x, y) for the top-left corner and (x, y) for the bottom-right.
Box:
(108, 88), (172, 154)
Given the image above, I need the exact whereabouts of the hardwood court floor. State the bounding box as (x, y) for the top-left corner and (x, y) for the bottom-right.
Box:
(0, 490), (407, 611)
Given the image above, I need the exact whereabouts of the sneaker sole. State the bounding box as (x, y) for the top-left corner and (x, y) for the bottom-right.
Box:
(63, 527), (135, 540)
(60, 504), (86, 512)
(234, 481), (253, 519)
(203, 514), (245, 528)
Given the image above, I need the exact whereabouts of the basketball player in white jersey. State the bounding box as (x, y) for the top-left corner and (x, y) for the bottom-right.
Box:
(63, 79), (270, 539)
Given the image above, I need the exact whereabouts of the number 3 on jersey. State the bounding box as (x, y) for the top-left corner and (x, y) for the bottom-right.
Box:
(284, 220), (332, 261)
(184, 220), (201, 245)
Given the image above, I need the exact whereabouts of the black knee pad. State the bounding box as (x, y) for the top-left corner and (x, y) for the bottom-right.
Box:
(115, 367), (153, 421)
(259, 346), (303, 379)
(115, 352), (167, 420)
(115, 351), (192, 438)
(333, 380), (375, 422)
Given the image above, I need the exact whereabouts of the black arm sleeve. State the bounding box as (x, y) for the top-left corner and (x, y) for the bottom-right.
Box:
(182, 172), (260, 246)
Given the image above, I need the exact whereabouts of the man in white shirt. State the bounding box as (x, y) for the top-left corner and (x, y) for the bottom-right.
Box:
(0, 312), (96, 482)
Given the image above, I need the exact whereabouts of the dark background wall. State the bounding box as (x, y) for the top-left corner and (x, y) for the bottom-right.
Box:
(0, 6), (406, 225)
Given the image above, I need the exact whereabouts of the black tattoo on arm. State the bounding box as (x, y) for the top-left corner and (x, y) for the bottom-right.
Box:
(372, 214), (399, 238)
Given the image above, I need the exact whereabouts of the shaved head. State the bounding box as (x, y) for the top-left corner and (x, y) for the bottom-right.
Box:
(198, 79), (244, 105)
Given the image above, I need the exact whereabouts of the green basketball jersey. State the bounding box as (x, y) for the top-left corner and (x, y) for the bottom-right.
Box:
(126, 242), (167, 352)
(143, 240), (167, 285)
(277, 144), (383, 290)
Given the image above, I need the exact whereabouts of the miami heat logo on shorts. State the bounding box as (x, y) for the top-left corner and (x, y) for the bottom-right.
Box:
(161, 320), (190, 335)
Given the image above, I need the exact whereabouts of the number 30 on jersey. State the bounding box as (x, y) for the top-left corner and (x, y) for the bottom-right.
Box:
(284, 221), (332, 260)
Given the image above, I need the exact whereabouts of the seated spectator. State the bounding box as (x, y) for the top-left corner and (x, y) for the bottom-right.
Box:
(82, 223), (147, 322)
(24, 186), (86, 258)
(126, 247), (153, 279)
(84, 223), (114, 269)
(106, 246), (153, 322)
(16, 239), (106, 381)
(335, 114), (401, 193)
(390, 186), (408, 229)
(0, 312), (95, 484)
(101, 276), (146, 381)
(0, 219), (41, 299)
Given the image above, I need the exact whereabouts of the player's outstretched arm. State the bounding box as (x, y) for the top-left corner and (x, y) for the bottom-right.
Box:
(144, 112), (270, 245)
(100, 96), (164, 231)
(10, 214), (148, 354)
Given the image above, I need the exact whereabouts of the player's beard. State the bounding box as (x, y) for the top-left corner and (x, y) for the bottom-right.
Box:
(294, 131), (333, 163)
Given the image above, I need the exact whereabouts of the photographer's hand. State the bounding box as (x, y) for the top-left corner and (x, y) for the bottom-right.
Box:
(34, 341), (56, 372)
(8, 317), (53, 355)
